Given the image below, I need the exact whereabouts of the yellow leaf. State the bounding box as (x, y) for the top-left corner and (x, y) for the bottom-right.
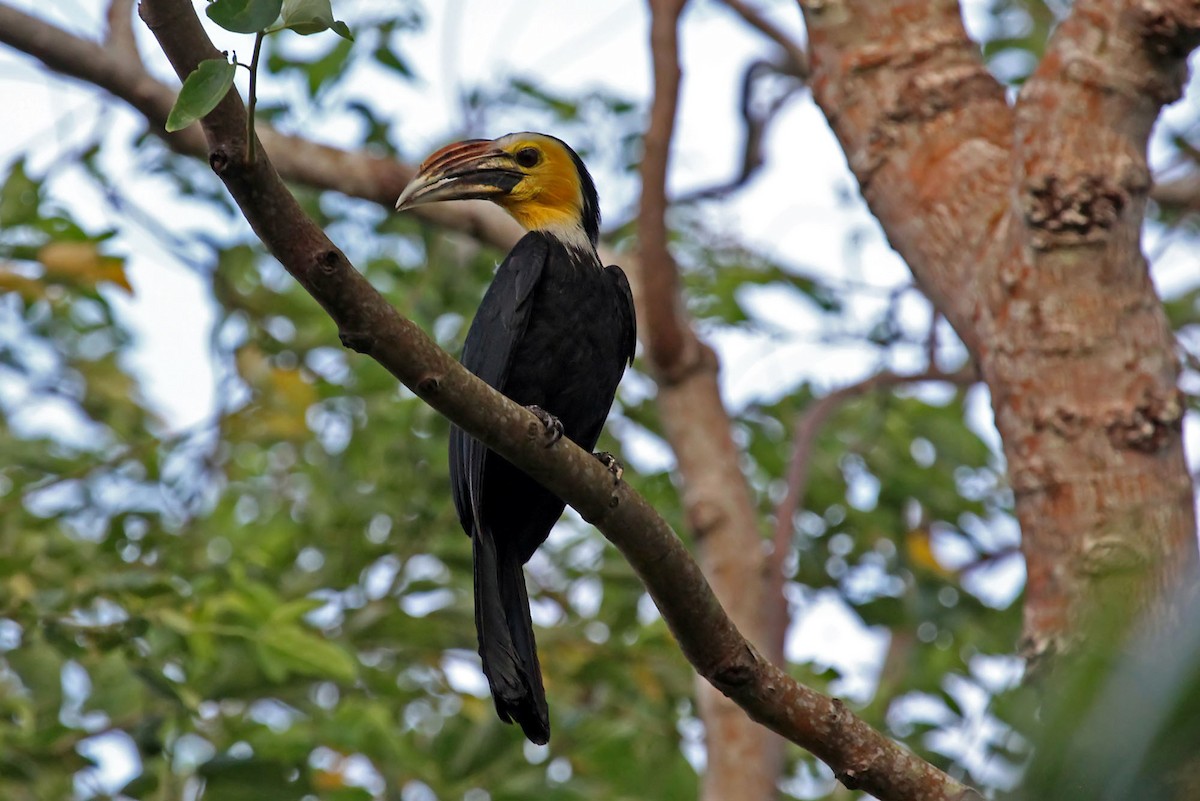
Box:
(268, 365), (318, 410)
(231, 346), (317, 441)
(37, 241), (133, 294)
(905, 528), (956, 578)
(0, 268), (45, 301)
(235, 346), (271, 384)
(7, 573), (35, 603)
(633, 662), (665, 702)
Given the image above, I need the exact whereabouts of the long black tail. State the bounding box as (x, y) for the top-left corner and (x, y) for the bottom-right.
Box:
(472, 527), (550, 744)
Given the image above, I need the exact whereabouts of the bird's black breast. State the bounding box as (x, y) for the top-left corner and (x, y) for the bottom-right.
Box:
(450, 232), (635, 563)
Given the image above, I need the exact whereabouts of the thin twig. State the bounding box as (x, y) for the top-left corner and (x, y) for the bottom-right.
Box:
(104, 0), (137, 58)
(719, 0), (809, 78)
(246, 31), (264, 165)
(766, 365), (979, 661)
(1151, 172), (1200, 211)
(675, 59), (804, 204)
(959, 545), (1022, 577)
(926, 307), (943, 368)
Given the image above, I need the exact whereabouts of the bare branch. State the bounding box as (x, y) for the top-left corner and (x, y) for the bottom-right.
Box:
(798, 0), (1010, 357)
(0, 2), (523, 253)
(639, 0), (691, 374)
(104, 0), (137, 58)
(130, 1), (985, 799)
(640, 1), (788, 798)
(670, 0), (808, 206)
(675, 58), (804, 205)
(766, 365), (979, 661)
(1151, 172), (1200, 211)
(720, 0), (808, 78)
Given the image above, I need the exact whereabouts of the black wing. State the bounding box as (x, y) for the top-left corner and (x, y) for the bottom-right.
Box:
(450, 234), (550, 534)
(605, 263), (637, 366)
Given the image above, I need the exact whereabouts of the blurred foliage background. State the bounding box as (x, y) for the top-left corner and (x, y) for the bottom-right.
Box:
(2, 1), (1200, 799)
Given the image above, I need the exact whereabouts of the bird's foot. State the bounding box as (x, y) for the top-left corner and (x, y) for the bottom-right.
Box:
(526, 405), (563, 447)
(593, 452), (624, 484)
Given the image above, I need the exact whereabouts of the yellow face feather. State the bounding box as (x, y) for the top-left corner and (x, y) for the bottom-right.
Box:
(395, 132), (598, 252)
(492, 134), (586, 237)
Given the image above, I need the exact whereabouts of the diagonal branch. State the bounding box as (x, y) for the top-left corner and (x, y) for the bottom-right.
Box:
(766, 365), (979, 661)
(0, 2), (523, 253)
(133, 1), (984, 799)
(797, 0), (1010, 357)
(675, 58), (804, 205)
(719, 0), (808, 78)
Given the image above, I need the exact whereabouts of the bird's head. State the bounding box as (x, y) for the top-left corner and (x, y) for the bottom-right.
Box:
(395, 132), (600, 252)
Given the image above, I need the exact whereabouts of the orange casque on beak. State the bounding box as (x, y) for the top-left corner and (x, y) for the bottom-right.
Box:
(394, 139), (525, 211)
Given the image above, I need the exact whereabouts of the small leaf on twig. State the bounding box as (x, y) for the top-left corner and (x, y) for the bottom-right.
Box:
(166, 58), (237, 133)
(205, 0), (284, 34)
(266, 0), (353, 40)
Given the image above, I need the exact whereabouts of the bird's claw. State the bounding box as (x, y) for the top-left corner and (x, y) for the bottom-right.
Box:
(593, 452), (623, 484)
(526, 405), (563, 447)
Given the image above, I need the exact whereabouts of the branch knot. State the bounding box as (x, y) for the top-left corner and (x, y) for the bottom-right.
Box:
(1136, 3), (1200, 59)
(209, 148), (230, 175)
(317, 249), (341, 274)
(1022, 173), (1130, 248)
(338, 329), (373, 354)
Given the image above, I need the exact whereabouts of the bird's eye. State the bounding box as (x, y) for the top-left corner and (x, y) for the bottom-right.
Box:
(515, 147), (541, 168)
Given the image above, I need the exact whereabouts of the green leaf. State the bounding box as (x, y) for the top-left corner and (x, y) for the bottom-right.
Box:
(205, 0), (284, 34)
(372, 42), (411, 77)
(199, 756), (303, 801)
(267, 0), (354, 39)
(83, 652), (146, 719)
(0, 159), (40, 227)
(165, 58), (237, 133)
(7, 636), (64, 725)
(255, 625), (358, 682)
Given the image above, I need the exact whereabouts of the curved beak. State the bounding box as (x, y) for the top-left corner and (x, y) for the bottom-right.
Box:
(395, 139), (524, 211)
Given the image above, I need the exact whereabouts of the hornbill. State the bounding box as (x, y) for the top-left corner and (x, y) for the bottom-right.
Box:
(395, 133), (636, 744)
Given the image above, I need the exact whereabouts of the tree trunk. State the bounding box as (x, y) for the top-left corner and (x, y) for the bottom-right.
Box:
(796, 0), (1199, 669)
(641, 3), (782, 797)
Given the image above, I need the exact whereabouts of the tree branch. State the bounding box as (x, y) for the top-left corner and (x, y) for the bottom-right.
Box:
(797, 0), (1010, 357)
(640, 1), (787, 798)
(766, 366), (979, 661)
(104, 0), (138, 59)
(1001, 0), (1200, 665)
(639, 0), (691, 374)
(675, 58), (804, 205)
(0, 2), (524, 253)
(130, 1), (984, 799)
(1151, 172), (1200, 211)
(719, 0), (808, 78)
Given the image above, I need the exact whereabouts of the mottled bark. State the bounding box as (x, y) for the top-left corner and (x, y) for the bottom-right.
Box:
(799, 0), (1010, 354)
(798, 0), (1199, 668)
(1002, 0), (1200, 664)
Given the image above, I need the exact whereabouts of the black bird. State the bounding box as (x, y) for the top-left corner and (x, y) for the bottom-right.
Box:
(395, 133), (636, 744)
